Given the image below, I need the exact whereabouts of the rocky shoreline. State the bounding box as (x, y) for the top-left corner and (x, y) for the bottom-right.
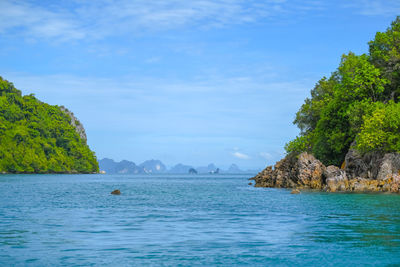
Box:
(250, 148), (400, 193)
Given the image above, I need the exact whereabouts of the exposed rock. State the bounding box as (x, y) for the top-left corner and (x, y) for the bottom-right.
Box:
(344, 145), (369, 179)
(250, 152), (325, 190)
(60, 106), (87, 142)
(248, 182), (252, 186)
(344, 145), (400, 181)
(324, 165), (347, 192)
(296, 153), (325, 189)
(251, 165), (274, 187)
(291, 189), (300, 194)
(111, 189), (121, 195)
(377, 153), (400, 181)
(252, 150), (400, 193)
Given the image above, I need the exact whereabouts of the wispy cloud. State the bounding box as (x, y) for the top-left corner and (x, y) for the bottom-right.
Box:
(343, 0), (400, 16)
(0, 1), (84, 41)
(145, 57), (162, 64)
(0, 0), (326, 42)
(2, 1), (397, 43)
(232, 152), (250, 160)
(3, 71), (309, 137)
(259, 152), (272, 160)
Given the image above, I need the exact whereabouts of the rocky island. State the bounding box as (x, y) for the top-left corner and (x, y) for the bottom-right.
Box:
(252, 18), (400, 193)
(0, 76), (98, 173)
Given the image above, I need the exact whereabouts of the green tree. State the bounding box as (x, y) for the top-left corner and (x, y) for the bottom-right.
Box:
(0, 76), (99, 173)
(285, 17), (400, 166)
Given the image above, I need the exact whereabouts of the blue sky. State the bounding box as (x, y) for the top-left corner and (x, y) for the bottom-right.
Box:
(0, 0), (399, 169)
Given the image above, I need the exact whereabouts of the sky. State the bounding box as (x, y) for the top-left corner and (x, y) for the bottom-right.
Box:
(0, 0), (399, 169)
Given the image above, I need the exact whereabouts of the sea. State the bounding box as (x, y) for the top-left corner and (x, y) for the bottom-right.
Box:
(0, 173), (399, 266)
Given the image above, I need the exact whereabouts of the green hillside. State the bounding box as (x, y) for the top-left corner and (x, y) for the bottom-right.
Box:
(0, 77), (99, 173)
(285, 17), (400, 166)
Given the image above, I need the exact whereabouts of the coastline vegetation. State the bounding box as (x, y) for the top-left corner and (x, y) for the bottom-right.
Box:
(285, 17), (400, 166)
(0, 77), (99, 173)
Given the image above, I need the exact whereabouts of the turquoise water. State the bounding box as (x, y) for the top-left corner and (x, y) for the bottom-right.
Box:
(0, 174), (399, 266)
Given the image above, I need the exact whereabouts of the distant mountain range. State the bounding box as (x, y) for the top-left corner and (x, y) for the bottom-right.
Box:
(98, 158), (258, 174)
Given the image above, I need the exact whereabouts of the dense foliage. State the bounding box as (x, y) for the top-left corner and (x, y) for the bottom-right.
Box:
(0, 77), (99, 173)
(285, 17), (400, 166)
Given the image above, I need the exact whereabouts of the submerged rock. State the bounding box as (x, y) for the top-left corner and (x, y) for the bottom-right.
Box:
(111, 189), (121, 195)
(291, 189), (300, 194)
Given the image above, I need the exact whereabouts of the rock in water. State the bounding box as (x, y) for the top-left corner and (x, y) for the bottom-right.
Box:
(250, 152), (325, 190)
(251, 150), (400, 193)
(188, 168), (198, 174)
(324, 165), (347, 192)
(111, 189), (121, 195)
(291, 189), (300, 194)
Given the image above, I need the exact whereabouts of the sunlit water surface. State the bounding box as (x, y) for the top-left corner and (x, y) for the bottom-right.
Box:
(0, 174), (399, 266)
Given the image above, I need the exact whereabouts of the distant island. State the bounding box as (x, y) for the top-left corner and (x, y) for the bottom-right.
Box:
(251, 17), (400, 193)
(0, 77), (99, 174)
(99, 158), (257, 174)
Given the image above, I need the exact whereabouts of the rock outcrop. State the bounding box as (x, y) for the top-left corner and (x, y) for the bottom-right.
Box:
(251, 153), (325, 189)
(111, 189), (121, 195)
(251, 151), (400, 193)
(60, 106), (87, 142)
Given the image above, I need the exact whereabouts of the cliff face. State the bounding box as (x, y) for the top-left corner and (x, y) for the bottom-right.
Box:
(59, 106), (87, 143)
(251, 150), (400, 193)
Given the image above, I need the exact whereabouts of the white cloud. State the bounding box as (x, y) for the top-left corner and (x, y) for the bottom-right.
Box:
(4, 0), (398, 42)
(2, 71), (309, 143)
(145, 57), (161, 64)
(232, 151), (250, 159)
(0, 0), (326, 42)
(259, 152), (272, 160)
(343, 0), (400, 16)
(0, 1), (84, 41)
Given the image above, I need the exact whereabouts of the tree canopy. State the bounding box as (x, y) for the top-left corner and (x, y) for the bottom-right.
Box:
(285, 17), (400, 166)
(0, 77), (99, 173)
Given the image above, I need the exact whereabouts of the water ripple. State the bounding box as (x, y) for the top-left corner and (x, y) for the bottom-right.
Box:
(0, 174), (399, 266)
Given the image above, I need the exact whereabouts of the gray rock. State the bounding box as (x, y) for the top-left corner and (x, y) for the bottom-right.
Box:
(377, 153), (400, 181)
(344, 145), (369, 179)
(324, 165), (348, 192)
(344, 143), (400, 181)
(251, 152), (324, 189)
(60, 106), (87, 142)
